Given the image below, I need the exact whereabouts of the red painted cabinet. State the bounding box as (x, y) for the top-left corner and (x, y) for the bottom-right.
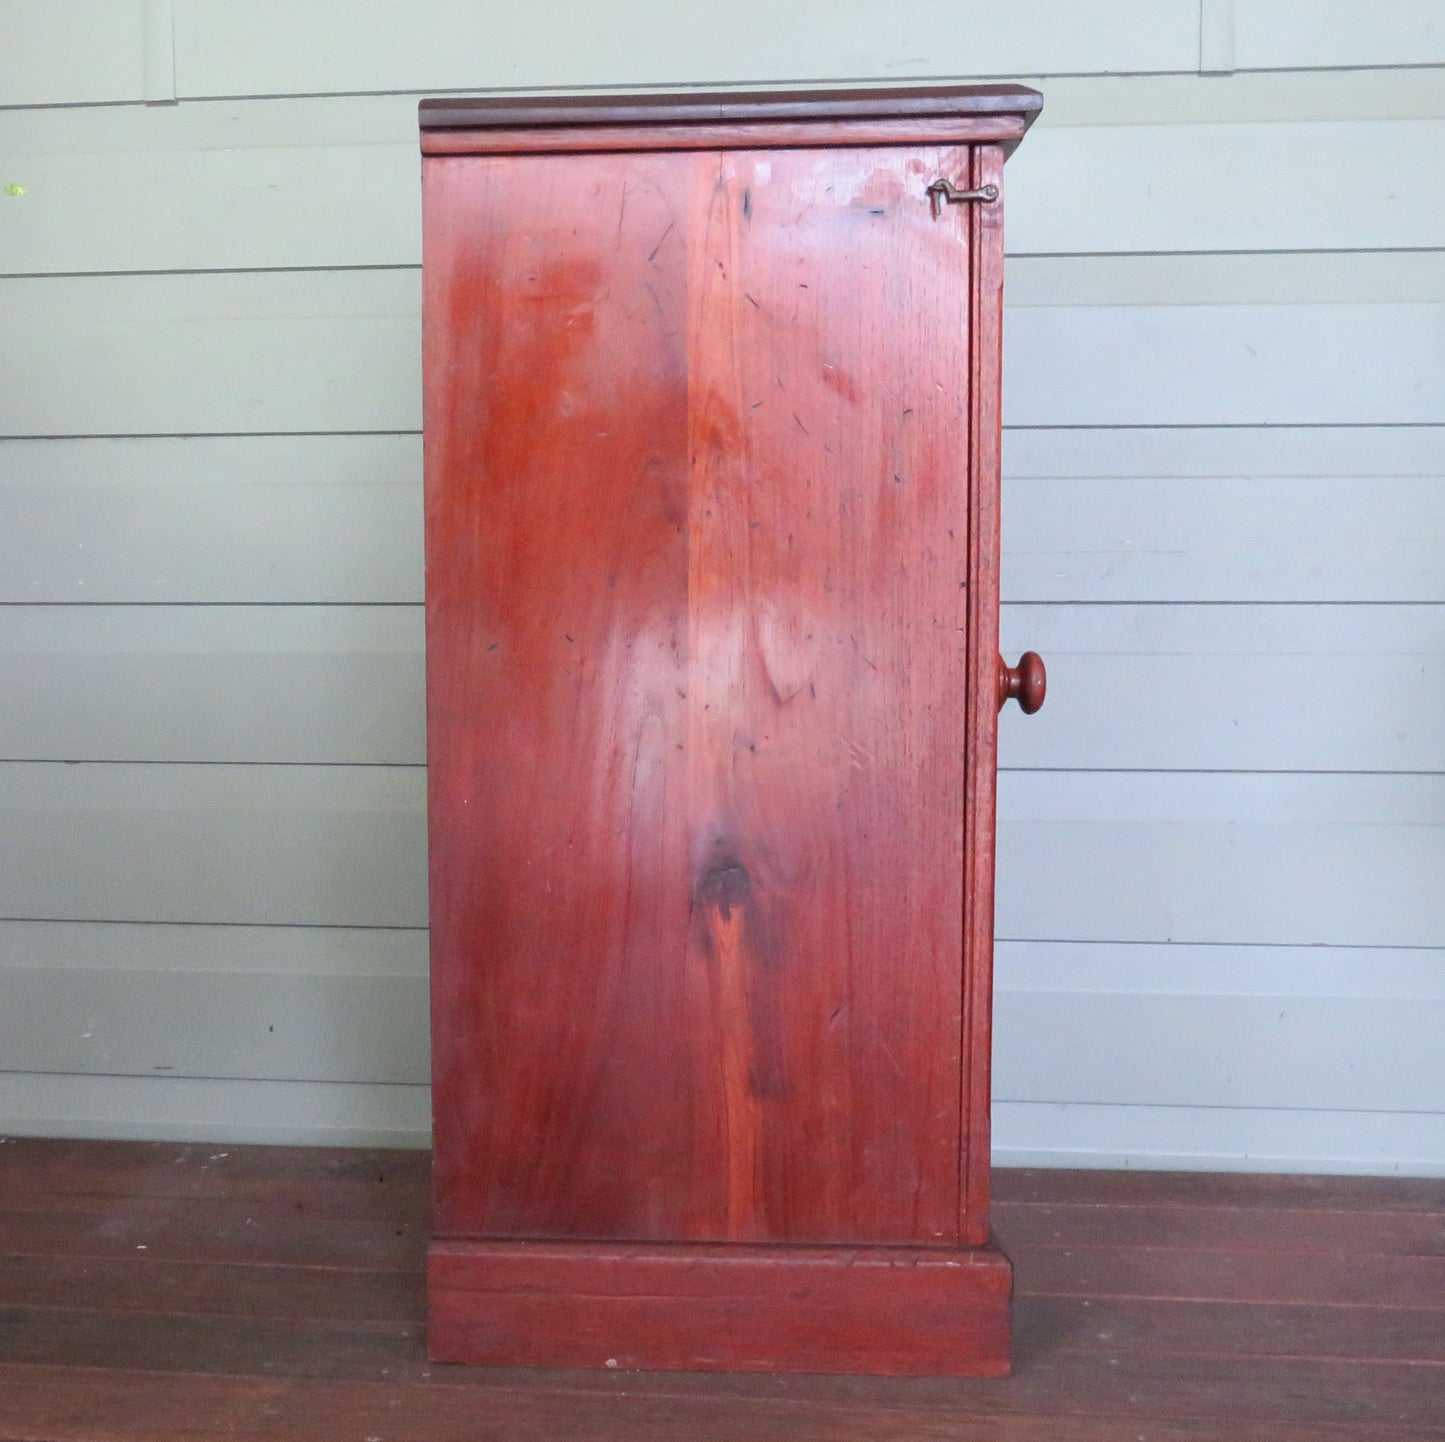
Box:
(420, 85), (1043, 1376)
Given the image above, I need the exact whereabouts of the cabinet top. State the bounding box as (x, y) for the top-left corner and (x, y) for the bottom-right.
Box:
(419, 83), (1042, 156)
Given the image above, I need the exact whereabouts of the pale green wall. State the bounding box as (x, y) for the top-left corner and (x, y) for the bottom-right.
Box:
(1, 1), (1443, 1171)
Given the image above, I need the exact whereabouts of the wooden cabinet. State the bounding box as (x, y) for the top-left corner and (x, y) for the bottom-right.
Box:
(419, 84), (1043, 1376)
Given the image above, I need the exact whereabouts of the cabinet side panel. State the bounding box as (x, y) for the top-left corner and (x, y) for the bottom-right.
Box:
(423, 153), (707, 1239)
(683, 147), (972, 1243)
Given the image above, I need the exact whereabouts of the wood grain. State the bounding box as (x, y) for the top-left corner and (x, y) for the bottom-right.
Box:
(1013, 1296), (1445, 1363)
(1012, 1243), (1445, 1309)
(3, 1358), (1442, 1441)
(999, 1198), (1445, 1254)
(3, 1142), (1445, 1439)
(423, 148), (699, 1243)
(430, 1237), (1011, 1375)
(677, 144), (976, 1245)
(0, 1137), (430, 1206)
(425, 145), (982, 1249)
(994, 1166), (1445, 1212)
(0, 1252), (419, 1325)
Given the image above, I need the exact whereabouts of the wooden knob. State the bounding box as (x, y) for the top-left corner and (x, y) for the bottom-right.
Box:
(997, 651), (1046, 714)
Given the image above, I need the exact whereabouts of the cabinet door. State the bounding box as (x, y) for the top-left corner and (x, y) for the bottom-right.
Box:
(425, 144), (976, 1245)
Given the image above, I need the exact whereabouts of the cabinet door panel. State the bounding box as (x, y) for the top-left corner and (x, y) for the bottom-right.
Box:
(681, 147), (975, 1245)
(425, 146), (973, 1245)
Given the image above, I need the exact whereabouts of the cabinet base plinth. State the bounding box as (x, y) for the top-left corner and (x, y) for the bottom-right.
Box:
(428, 1236), (1012, 1376)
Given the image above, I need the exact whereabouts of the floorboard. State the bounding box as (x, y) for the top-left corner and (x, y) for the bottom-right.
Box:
(994, 1167), (1445, 1213)
(0, 1140), (1440, 1439)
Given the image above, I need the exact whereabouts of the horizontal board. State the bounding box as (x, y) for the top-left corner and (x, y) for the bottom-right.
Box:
(1236, 0), (1445, 70)
(0, 1261), (421, 1336)
(994, 1167), (1445, 1210)
(994, 1102), (1445, 1177)
(0, 1), (144, 107)
(0, 1206), (422, 1275)
(0, 920), (427, 976)
(7, 118), (1444, 273)
(0, 606), (424, 763)
(0, 1137), (429, 1213)
(0, 142), (421, 275)
(998, 604), (1445, 771)
(1036, 67), (1445, 126)
(0, 436), (422, 605)
(997, 940), (1445, 999)
(6, 272), (1440, 433)
(994, 940), (1445, 1122)
(0, 96), (418, 157)
(169, 0), (1196, 98)
(0, 1191), (424, 1273)
(999, 1201), (1445, 1261)
(1009, 1298), (1445, 1365)
(0, 1073), (430, 1148)
(1014, 1249), (1445, 1319)
(0, 271), (421, 436)
(1003, 302), (1445, 427)
(1003, 424), (1445, 479)
(994, 993), (1445, 1112)
(5, 429), (1441, 605)
(0, 763), (427, 927)
(1008, 251), (1445, 308)
(1004, 475), (1445, 603)
(1008, 120), (1445, 256)
(996, 772), (1445, 948)
(0, 968), (428, 1084)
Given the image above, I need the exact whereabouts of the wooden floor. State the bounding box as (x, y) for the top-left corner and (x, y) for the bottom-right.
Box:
(0, 1140), (1441, 1439)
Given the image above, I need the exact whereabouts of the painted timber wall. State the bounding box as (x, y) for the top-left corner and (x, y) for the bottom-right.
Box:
(1, 0), (1443, 1172)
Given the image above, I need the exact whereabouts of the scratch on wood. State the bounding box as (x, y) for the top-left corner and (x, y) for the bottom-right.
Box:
(615, 182), (629, 249)
(646, 221), (674, 263)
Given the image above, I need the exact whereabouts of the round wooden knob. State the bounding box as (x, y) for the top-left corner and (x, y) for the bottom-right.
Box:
(997, 651), (1046, 714)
